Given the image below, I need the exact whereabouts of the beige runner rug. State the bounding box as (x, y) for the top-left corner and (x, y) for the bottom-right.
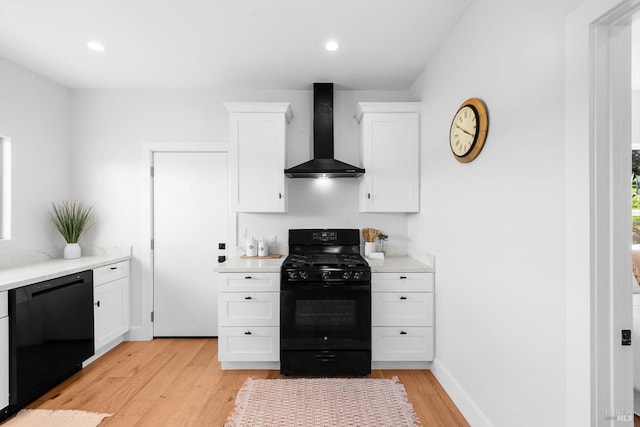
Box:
(225, 377), (421, 427)
(1, 409), (111, 427)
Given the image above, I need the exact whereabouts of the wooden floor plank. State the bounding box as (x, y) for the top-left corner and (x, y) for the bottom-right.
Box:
(6, 339), (469, 427)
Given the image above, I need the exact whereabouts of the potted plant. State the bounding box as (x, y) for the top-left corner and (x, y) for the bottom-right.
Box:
(49, 200), (94, 259)
(376, 232), (389, 253)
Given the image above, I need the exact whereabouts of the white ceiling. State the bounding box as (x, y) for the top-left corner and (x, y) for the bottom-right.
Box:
(0, 0), (472, 90)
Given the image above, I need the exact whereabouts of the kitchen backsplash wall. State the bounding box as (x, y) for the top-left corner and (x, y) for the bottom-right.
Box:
(238, 178), (409, 257)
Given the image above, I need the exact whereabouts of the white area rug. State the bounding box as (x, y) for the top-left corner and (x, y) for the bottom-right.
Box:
(2, 409), (111, 427)
(225, 377), (421, 427)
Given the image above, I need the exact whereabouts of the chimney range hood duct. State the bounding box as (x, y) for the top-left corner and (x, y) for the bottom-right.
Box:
(284, 83), (365, 178)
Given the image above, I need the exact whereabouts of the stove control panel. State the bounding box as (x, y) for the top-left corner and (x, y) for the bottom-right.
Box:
(312, 231), (338, 242)
(282, 268), (370, 283)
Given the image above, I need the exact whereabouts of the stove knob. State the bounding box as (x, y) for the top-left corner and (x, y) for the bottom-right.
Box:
(288, 271), (298, 280)
(343, 271), (351, 280)
(353, 271), (362, 280)
(299, 271), (309, 280)
(321, 271), (331, 280)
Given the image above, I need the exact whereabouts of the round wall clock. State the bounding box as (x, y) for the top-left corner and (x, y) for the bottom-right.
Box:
(449, 98), (489, 163)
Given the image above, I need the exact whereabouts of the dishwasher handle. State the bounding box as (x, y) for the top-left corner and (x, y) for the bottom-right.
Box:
(27, 271), (93, 299)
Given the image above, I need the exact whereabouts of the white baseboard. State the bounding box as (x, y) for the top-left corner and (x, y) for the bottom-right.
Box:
(432, 358), (493, 427)
(126, 325), (153, 341)
(221, 361), (280, 370)
(372, 361), (433, 370)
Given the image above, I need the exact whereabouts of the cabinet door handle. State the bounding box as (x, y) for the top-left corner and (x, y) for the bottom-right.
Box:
(94, 301), (100, 307)
(367, 193), (371, 200)
(278, 193), (282, 199)
(399, 276), (407, 279)
(400, 330), (407, 335)
(244, 276), (252, 279)
(244, 331), (252, 335)
(400, 296), (407, 300)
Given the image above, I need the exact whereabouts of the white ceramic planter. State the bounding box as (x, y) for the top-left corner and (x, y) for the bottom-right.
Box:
(64, 243), (81, 259)
(364, 242), (375, 257)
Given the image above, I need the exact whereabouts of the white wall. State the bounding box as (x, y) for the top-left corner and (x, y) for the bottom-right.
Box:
(70, 88), (413, 332)
(0, 58), (71, 254)
(408, 0), (584, 425)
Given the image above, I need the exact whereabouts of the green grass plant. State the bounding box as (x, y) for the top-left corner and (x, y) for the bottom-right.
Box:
(49, 201), (93, 243)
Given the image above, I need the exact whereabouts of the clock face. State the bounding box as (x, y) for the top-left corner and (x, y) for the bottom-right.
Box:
(449, 98), (488, 163)
(449, 106), (478, 157)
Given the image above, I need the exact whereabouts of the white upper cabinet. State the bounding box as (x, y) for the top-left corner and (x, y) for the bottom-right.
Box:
(355, 102), (421, 212)
(225, 102), (293, 213)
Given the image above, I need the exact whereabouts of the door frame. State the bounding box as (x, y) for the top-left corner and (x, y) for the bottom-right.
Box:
(136, 142), (236, 341)
(566, 1), (639, 425)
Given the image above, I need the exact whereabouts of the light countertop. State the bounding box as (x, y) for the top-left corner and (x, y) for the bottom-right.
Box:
(213, 256), (284, 273)
(214, 253), (434, 273)
(0, 246), (132, 292)
(368, 256), (434, 273)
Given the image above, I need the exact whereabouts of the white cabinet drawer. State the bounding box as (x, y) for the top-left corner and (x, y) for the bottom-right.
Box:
(219, 292), (279, 326)
(218, 326), (279, 361)
(372, 292), (433, 326)
(0, 291), (6, 318)
(218, 272), (279, 292)
(93, 261), (129, 285)
(372, 272), (433, 292)
(372, 327), (433, 361)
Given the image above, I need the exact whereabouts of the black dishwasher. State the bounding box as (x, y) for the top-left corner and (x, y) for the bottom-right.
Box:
(8, 270), (94, 411)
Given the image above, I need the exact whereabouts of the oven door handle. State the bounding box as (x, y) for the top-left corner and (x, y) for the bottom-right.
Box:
(315, 354), (337, 363)
(284, 282), (369, 288)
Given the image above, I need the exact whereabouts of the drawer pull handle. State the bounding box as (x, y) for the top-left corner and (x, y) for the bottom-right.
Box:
(400, 296), (407, 300)
(399, 276), (407, 279)
(400, 330), (407, 335)
(94, 301), (101, 308)
(244, 276), (252, 279)
(110, 266), (118, 270)
(244, 296), (252, 300)
(244, 331), (252, 335)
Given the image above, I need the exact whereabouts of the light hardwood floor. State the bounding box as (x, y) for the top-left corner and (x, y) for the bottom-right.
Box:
(9, 339), (469, 426)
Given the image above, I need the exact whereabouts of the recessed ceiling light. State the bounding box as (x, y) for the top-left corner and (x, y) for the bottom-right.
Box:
(87, 41), (105, 52)
(325, 40), (339, 52)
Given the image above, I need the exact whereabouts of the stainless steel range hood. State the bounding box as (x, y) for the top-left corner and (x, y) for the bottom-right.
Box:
(284, 83), (365, 178)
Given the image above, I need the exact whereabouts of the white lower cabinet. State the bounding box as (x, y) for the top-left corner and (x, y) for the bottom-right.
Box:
(93, 261), (130, 353)
(218, 326), (279, 362)
(218, 272), (280, 368)
(372, 272), (434, 364)
(0, 291), (8, 412)
(218, 292), (279, 327)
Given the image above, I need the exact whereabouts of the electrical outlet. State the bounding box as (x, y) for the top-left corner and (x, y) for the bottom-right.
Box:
(240, 228), (247, 239)
(267, 235), (277, 246)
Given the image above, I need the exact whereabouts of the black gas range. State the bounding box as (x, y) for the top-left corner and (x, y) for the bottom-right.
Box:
(280, 229), (371, 376)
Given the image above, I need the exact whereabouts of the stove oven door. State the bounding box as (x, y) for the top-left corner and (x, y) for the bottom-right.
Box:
(280, 282), (371, 375)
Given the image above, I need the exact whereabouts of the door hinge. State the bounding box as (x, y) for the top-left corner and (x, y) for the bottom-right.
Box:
(150, 166), (154, 177)
(622, 329), (631, 346)
(151, 239), (154, 250)
(151, 311), (154, 322)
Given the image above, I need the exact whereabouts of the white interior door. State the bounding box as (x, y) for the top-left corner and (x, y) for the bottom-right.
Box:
(153, 151), (228, 337)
